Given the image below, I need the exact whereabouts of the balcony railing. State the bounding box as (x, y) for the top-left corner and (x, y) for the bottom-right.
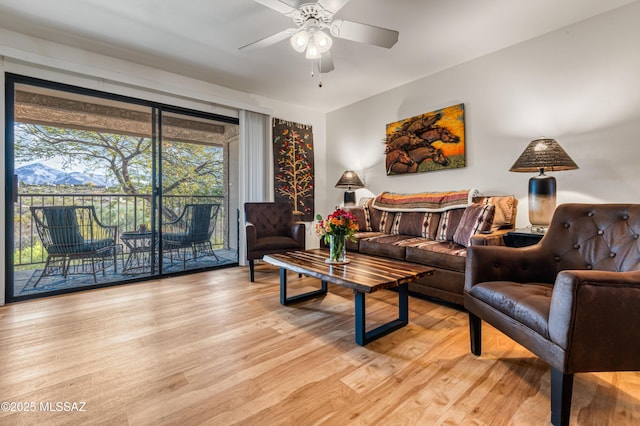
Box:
(14, 192), (228, 268)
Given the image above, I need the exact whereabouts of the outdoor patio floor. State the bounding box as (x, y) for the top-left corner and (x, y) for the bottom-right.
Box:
(14, 249), (238, 297)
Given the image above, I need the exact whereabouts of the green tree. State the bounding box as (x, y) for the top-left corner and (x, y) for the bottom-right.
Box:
(15, 124), (224, 197)
(162, 140), (224, 196)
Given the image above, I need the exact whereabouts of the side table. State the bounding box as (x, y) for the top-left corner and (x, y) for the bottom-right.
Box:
(120, 231), (157, 274)
(503, 227), (545, 248)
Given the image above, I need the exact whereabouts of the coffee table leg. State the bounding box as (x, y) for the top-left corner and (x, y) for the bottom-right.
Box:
(399, 283), (409, 323)
(355, 291), (366, 345)
(354, 283), (409, 346)
(280, 268), (328, 305)
(279, 267), (287, 305)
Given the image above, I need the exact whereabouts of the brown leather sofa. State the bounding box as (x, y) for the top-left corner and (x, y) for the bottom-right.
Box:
(464, 203), (640, 426)
(343, 194), (517, 306)
(244, 202), (306, 282)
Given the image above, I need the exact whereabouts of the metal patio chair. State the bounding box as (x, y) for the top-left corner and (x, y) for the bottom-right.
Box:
(162, 203), (221, 267)
(30, 205), (118, 286)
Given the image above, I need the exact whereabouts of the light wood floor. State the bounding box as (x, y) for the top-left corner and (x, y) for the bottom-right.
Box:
(1, 264), (638, 425)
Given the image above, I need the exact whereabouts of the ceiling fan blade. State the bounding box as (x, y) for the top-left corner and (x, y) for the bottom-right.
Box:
(319, 51), (335, 73)
(331, 19), (399, 48)
(317, 0), (350, 14)
(239, 28), (297, 51)
(252, 0), (296, 15)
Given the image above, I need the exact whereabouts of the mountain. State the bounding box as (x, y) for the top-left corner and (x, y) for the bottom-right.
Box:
(16, 163), (110, 187)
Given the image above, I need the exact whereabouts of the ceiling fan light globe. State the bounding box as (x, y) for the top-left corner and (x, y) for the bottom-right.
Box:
(290, 30), (309, 52)
(305, 39), (322, 59)
(315, 30), (333, 53)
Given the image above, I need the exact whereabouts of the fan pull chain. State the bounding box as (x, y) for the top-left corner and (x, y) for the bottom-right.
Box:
(309, 57), (323, 88)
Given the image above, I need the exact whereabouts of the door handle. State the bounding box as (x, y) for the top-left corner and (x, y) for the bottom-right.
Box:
(13, 174), (18, 203)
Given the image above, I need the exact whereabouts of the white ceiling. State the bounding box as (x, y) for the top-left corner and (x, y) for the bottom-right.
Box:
(0, 0), (636, 112)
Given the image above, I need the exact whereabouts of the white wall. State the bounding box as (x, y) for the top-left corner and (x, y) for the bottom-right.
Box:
(0, 30), (326, 305)
(326, 2), (640, 227)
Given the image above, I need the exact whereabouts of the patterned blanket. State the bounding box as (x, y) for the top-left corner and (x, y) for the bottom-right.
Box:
(371, 189), (479, 212)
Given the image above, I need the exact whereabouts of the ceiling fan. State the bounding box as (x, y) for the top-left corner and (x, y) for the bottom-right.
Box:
(240, 0), (399, 74)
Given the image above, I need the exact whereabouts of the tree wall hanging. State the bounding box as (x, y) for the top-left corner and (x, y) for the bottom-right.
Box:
(272, 118), (315, 221)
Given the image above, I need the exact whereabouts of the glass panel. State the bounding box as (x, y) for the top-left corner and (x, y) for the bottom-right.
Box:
(12, 82), (154, 296)
(160, 111), (239, 272)
(8, 77), (239, 302)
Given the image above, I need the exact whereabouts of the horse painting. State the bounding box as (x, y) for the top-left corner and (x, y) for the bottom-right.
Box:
(385, 148), (415, 175)
(408, 145), (449, 167)
(384, 131), (426, 151)
(417, 125), (460, 145)
(390, 146), (449, 174)
(401, 112), (442, 134)
(384, 103), (465, 175)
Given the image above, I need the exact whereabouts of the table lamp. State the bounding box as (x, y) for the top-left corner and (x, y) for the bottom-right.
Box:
(335, 170), (364, 206)
(509, 138), (578, 230)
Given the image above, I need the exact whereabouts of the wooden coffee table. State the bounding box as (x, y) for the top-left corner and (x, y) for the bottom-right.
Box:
(263, 249), (433, 345)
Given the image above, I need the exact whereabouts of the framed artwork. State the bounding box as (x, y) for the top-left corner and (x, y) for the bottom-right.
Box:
(384, 103), (465, 175)
(272, 118), (315, 221)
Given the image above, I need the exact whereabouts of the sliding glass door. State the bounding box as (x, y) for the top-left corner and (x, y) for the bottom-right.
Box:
(159, 110), (237, 273)
(5, 74), (239, 301)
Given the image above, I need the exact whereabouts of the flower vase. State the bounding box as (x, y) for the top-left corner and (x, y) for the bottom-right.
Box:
(328, 234), (348, 264)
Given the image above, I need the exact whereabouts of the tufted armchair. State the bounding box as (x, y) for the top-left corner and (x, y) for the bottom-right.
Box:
(464, 203), (640, 426)
(244, 202), (306, 282)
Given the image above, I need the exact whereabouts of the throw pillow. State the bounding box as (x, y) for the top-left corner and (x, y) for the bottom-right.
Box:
(390, 211), (440, 238)
(435, 208), (466, 241)
(363, 199), (374, 231)
(477, 196), (516, 231)
(453, 203), (496, 247)
(364, 199), (394, 233)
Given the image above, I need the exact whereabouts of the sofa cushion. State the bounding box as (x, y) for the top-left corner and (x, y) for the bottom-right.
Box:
(404, 239), (467, 272)
(354, 231), (387, 240)
(453, 203), (496, 247)
(358, 234), (416, 260)
(349, 231), (387, 251)
(435, 208), (466, 241)
(390, 211), (441, 239)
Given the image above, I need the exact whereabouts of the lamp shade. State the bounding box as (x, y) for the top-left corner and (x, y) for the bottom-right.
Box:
(335, 171), (364, 189)
(510, 138), (578, 229)
(509, 138), (578, 173)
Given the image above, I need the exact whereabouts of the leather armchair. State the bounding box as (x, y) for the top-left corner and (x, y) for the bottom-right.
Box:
(464, 203), (640, 426)
(244, 202), (305, 282)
